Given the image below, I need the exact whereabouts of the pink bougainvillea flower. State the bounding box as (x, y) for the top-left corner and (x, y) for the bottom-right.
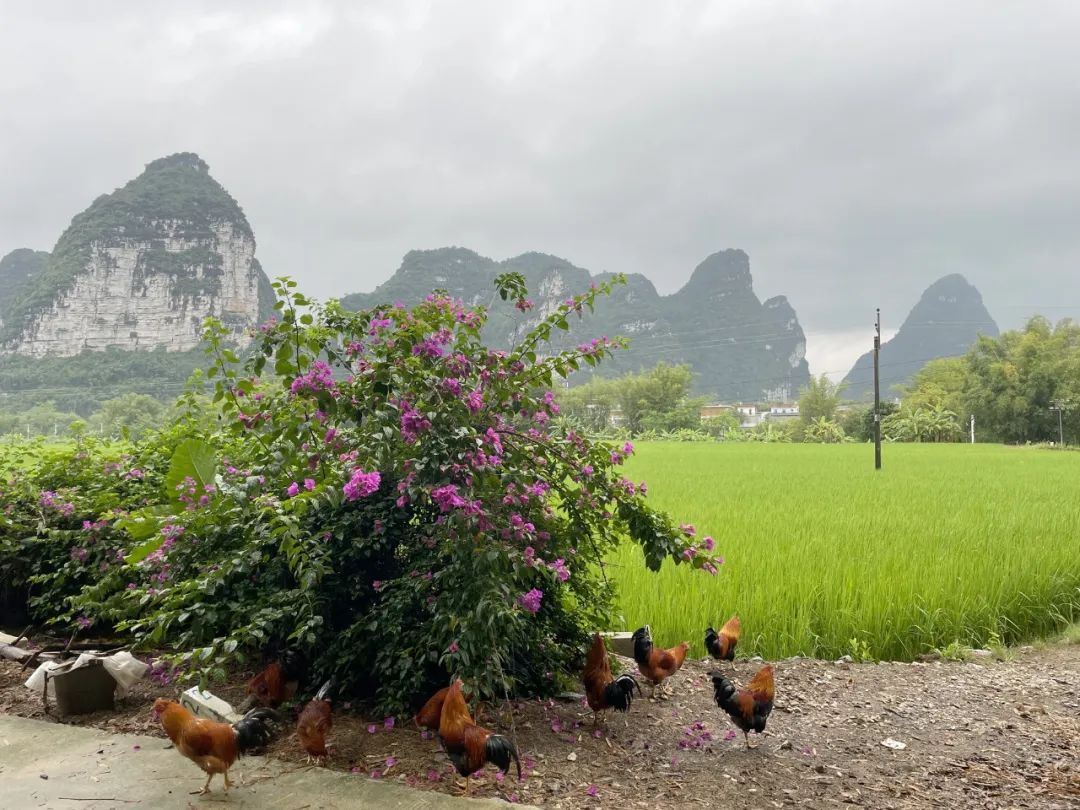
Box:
(344, 469), (381, 500)
(517, 588), (543, 614)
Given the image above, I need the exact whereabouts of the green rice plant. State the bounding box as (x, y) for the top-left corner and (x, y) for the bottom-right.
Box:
(609, 443), (1080, 661)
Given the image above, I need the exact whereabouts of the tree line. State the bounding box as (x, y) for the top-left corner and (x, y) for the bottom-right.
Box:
(5, 315), (1076, 446)
(557, 315), (1080, 446)
(882, 316), (1078, 444)
(0, 393), (171, 441)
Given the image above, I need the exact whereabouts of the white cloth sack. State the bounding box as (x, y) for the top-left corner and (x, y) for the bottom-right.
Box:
(24, 659), (62, 700)
(100, 651), (149, 697)
(25, 650), (149, 699)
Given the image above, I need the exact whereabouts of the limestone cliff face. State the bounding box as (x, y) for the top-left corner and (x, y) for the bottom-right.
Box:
(2, 153), (272, 356)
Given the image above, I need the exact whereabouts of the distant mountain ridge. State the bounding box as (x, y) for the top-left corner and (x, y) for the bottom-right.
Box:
(842, 274), (999, 400)
(341, 247), (810, 400)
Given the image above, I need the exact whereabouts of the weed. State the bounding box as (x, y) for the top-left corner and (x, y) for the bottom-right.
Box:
(847, 637), (874, 663)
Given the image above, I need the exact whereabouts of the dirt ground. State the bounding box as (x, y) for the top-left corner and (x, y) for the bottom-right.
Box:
(2, 644), (1078, 809)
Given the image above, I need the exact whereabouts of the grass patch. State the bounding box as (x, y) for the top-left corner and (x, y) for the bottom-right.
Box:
(609, 443), (1080, 661)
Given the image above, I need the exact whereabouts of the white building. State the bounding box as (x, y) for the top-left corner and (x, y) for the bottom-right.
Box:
(765, 404), (800, 421)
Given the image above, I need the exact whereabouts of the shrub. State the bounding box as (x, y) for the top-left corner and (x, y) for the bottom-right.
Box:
(56, 274), (721, 713)
(802, 416), (847, 444)
(0, 435), (169, 627)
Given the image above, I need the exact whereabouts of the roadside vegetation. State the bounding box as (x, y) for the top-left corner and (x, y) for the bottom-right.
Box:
(0, 275), (719, 714)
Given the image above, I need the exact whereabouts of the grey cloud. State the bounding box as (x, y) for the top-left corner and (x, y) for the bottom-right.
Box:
(2, 0), (1079, 375)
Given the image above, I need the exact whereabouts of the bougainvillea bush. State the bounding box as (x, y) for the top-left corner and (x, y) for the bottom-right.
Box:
(0, 433), (173, 627)
(11, 274), (721, 713)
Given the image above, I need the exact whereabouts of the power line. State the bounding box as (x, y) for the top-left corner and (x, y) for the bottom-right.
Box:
(544, 318), (996, 353)
(554, 322), (995, 364)
(0, 352), (970, 399)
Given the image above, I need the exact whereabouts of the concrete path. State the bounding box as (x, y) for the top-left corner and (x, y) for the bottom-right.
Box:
(0, 715), (532, 810)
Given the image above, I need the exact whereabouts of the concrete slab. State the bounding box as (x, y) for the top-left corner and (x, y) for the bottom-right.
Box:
(599, 631), (634, 659)
(0, 714), (534, 810)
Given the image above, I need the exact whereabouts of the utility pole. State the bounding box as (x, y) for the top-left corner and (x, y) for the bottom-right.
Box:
(1050, 401), (1065, 446)
(873, 308), (882, 470)
(970, 414), (975, 444)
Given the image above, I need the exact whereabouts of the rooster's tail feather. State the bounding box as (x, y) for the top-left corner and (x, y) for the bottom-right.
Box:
(485, 735), (522, 780)
(603, 674), (640, 712)
(234, 707), (282, 754)
(313, 678), (334, 702)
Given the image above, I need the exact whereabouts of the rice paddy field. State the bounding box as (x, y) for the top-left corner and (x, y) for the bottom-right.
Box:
(609, 442), (1080, 661)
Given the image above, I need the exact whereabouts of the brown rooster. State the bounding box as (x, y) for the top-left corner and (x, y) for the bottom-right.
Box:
(415, 684), (452, 732)
(438, 680), (521, 795)
(705, 614), (741, 662)
(582, 633), (640, 724)
(153, 698), (279, 794)
(709, 664), (775, 748)
(240, 660), (297, 711)
(631, 625), (689, 698)
(296, 679), (333, 763)
(415, 682), (487, 733)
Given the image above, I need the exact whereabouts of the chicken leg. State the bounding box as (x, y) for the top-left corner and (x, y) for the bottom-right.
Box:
(192, 773), (214, 795)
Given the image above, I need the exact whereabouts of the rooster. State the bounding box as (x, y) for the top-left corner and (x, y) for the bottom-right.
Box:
(438, 680), (521, 796)
(153, 698), (280, 794)
(415, 684), (451, 732)
(296, 679), (334, 764)
(239, 658), (299, 711)
(631, 625), (689, 698)
(582, 633), (640, 724)
(709, 664), (775, 748)
(705, 615), (741, 662)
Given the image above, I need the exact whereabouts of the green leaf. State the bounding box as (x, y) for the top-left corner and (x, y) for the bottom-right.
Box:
(116, 504), (173, 542)
(125, 535), (164, 565)
(164, 439), (218, 509)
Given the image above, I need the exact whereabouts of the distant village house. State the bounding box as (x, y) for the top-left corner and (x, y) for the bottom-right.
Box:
(699, 402), (800, 429)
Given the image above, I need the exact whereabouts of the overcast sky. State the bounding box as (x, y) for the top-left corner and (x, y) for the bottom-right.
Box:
(3, 1), (1079, 376)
